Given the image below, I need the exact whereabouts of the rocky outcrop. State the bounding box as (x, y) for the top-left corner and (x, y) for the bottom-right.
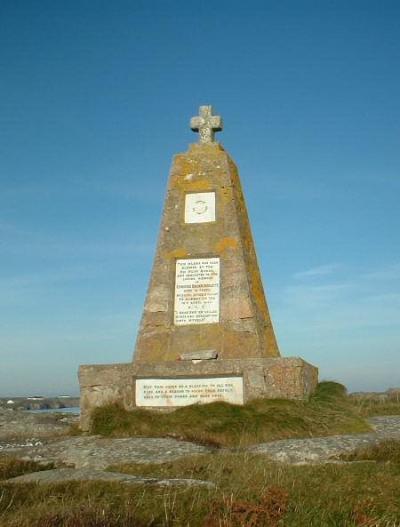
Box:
(2, 435), (215, 469)
(0, 408), (78, 441)
(7, 467), (215, 488)
(1, 413), (400, 468)
(249, 416), (400, 464)
(0, 397), (79, 411)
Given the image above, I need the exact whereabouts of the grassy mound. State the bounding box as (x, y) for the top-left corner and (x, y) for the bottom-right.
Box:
(90, 381), (371, 447)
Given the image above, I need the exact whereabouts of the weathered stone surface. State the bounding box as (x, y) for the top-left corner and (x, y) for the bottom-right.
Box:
(248, 416), (400, 464)
(190, 105), (222, 144)
(134, 141), (279, 363)
(79, 357), (318, 430)
(7, 467), (215, 488)
(3, 415), (400, 468)
(79, 364), (133, 430)
(3, 436), (214, 469)
(179, 350), (217, 360)
(0, 408), (78, 441)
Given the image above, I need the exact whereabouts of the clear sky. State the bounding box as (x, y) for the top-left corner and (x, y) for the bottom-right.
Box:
(1, 0), (399, 396)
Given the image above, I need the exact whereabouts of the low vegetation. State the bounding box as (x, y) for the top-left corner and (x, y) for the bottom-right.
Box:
(0, 457), (54, 480)
(349, 396), (400, 418)
(1, 383), (399, 525)
(1, 452), (400, 526)
(90, 381), (371, 447)
(342, 439), (400, 463)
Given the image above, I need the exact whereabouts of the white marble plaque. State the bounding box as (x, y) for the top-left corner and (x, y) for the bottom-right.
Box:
(174, 257), (220, 325)
(136, 377), (244, 407)
(185, 192), (215, 223)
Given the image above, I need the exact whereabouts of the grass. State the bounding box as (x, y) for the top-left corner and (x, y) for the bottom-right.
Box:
(349, 397), (400, 418)
(1, 383), (399, 526)
(0, 457), (54, 480)
(342, 439), (400, 463)
(89, 381), (371, 447)
(1, 452), (400, 526)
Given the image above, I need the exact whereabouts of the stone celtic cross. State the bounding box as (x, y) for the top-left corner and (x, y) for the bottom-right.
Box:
(190, 105), (223, 144)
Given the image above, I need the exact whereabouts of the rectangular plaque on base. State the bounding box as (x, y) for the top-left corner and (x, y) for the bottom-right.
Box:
(135, 376), (243, 407)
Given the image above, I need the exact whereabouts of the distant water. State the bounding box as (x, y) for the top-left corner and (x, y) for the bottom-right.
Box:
(28, 407), (80, 415)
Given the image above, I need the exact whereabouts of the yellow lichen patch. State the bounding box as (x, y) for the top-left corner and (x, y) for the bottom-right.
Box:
(188, 142), (224, 155)
(214, 237), (239, 253)
(163, 248), (188, 259)
(174, 156), (200, 176)
(219, 186), (233, 208)
(170, 175), (213, 192)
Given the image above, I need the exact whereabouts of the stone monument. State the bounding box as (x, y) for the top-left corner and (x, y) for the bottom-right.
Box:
(79, 105), (318, 430)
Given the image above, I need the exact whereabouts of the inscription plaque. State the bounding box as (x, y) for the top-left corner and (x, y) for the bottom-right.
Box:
(185, 192), (215, 223)
(136, 376), (244, 407)
(174, 257), (220, 325)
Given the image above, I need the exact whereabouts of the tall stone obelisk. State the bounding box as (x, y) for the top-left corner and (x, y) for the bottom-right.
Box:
(134, 105), (279, 363)
(78, 105), (318, 430)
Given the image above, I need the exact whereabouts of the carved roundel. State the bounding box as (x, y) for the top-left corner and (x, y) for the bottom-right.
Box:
(184, 192), (215, 223)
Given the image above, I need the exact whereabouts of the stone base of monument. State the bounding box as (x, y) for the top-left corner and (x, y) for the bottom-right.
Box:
(78, 357), (318, 431)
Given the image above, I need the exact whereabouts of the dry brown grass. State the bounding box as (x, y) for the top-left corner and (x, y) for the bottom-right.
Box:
(349, 396), (400, 418)
(0, 457), (54, 480)
(342, 439), (400, 463)
(1, 382), (399, 526)
(1, 453), (400, 526)
(203, 485), (289, 527)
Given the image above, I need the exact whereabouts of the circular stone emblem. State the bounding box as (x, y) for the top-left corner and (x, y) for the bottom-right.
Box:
(192, 200), (208, 215)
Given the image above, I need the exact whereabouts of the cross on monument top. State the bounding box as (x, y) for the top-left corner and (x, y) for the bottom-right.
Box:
(190, 105), (223, 144)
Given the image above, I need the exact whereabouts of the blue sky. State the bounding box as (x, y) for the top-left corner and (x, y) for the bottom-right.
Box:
(1, 0), (399, 396)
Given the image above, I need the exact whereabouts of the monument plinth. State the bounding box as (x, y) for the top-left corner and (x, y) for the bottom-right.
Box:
(79, 105), (318, 430)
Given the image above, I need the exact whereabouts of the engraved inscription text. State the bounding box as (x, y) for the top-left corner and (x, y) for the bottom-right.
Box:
(174, 258), (220, 325)
(136, 377), (243, 407)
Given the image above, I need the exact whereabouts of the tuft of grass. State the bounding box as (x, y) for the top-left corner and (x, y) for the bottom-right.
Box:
(342, 439), (400, 463)
(11, 507), (158, 527)
(67, 422), (83, 436)
(203, 485), (289, 527)
(0, 457), (54, 480)
(349, 397), (400, 417)
(1, 452), (400, 526)
(90, 382), (371, 447)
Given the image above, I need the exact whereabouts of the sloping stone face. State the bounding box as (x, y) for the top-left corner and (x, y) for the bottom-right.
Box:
(134, 143), (279, 363)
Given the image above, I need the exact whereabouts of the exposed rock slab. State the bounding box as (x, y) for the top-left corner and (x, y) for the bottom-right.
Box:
(1, 415), (399, 468)
(7, 467), (214, 488)
(8, 436), (214, 469)
(248, 416), (400, 464)
(369, 415), (400, 436)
